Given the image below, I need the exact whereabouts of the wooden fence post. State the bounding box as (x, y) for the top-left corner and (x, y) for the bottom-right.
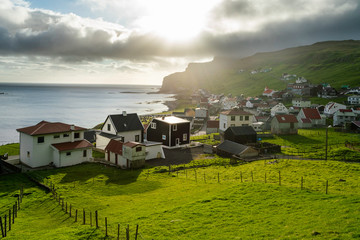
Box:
(0, 216), (4, 238)
(301, 177), (303, 190)
(90, 212), (92, 227)
(105, 217), (108, 237)
(4, 215), (7, 236)
(168, 165), (171, 175)
(15, 202), (18, 217)
(117, 224), (120, 240)
(126, 224), (130, 240)
(8, 209), (11, 231)
(12, 205), (15, 224)
(278, 171), (281, 186)
(135, 224), (139, 240)
(240, 172), (243, 183)
(204, 173), (206, 183)
(326, 180), (328, 194)
(265, 173), (267, 183)
(95, 210), (98, 228)
(251, 171), (253, 182)
(83, 209), (86, 225)
(69, 204), (72, 217)
(17, 196), (20, 210)
(75, 209), (78, 222)
(65, 202), (68, 213)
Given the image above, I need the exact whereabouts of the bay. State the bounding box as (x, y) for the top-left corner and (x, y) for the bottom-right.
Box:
(0, 83), (174, 144)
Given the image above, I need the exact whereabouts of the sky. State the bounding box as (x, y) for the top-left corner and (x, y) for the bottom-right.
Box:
(0, 0), (359, 85)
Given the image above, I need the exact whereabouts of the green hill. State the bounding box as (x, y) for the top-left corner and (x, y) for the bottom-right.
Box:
(160, 40), (360, 96)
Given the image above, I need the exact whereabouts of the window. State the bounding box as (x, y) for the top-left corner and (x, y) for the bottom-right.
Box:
(107, 124), (111, 131)
(162, 135), (166, 140)
(136, 146), (142, 152)
(172, 124), (177, 131)
(231, 116), (235, 121)
(183, 133), (187, 141)
(151, 122), (156, 129)
(37, 136), (44, 143)
(240, 116), (243, 121)
(135, 135), (140, 142)
(27, 151), (30, 158)
(245, 116), (249, 121)
(223, 123), (226, 129)
(66, 152), (71, 156)
(74, 132), (80, 139)
(83, 150), (87, 157)
(63, 133), (69, 137)
(54, 135), (60, 139)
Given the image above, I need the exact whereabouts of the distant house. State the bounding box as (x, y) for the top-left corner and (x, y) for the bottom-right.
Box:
(292, 98), (311, 108)
(216, 140), (259, 158)
(195, 108), (208, 119)
(219, 108), (254, 132)
(251, 122), (265, 132)
(348, 95), (360, 105)
(224, 126), (257, 145)
(221, 97), (238, 110)
(17, 121), (92, 168)
(271, 115), (298, 135)
(297, 108), (325, 127)
(271, 103), (289, 116)
(350, 121), (360, 133)
(318, 87), (338, 98)
(96, 112), (144, 150)
(263, 87), (277, 97)
(333, 109), (357, 127)
(324, 102), (347, 116)
(146, 116), (190, 147)
(206, 120), (219, 134)
(105, 140), (145, 169)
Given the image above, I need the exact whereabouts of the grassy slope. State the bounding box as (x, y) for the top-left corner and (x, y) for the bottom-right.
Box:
(17, 159), (360, 239)
(161, 40), (360, 96)
(0, 143), (19, 156)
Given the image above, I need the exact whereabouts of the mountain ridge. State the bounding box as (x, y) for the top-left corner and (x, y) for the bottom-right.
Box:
(160, 40), (360, 96)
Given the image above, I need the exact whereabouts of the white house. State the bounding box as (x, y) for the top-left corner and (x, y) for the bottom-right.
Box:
(221, 97), (238, 110)
(195, 108), (208, 119)
(292, 98), (311, 108)
(219, 108), (254, 132)
(324, 102), (347, 116)
(105, 140), (146, 169)
(17, 121), (92, 168)
(297, 108), (325, 127)
(96, 112), (144, 150)
(333, 109), (357, 127)
(348, 95), (360, 105)
(271, 103), (289, 116)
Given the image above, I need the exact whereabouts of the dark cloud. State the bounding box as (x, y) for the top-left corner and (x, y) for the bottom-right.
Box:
(0, 0), (359, 62)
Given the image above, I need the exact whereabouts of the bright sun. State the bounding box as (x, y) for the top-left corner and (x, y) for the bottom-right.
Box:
(134, 0), (220, 42)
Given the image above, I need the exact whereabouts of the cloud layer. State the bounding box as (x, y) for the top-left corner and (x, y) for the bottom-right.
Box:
(0, 0), (360, 84)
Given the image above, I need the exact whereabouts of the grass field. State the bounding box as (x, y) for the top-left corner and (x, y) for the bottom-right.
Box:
(0, 143), (19, 156)
(3, 158), (357, 239)
(262, 128), (360, 161)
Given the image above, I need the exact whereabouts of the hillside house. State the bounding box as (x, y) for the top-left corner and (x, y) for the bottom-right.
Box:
(271, 103), (289, 116)
(221, 97), (238, 110)
(206, 120), (219, 134)
(195, 108), (208, 119)
(333, 109), (357, 127)
(271, 115), (298, 135)
(17, 121), (92, 168)
(318, 87), (338, 98)
(348, 95), (360, 105)
(297, 108), (325, 127)
(263, 87), (277, 97)
(105, 140), (146, 169)
(219, 109), (254, 132)
(216, 140), (259, 158)
(146, 116), (190, 147)
(96, 112), (144, 150)
(292, 98), (311, 108)
(223, 126), (257, 145)
(324, 102), (347, 116)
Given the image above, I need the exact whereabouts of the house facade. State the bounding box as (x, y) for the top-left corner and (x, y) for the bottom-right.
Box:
(348, 95), (360, 105)
(206, 120), (219, 134)
(219, 109), (254, 132)
(146, 116), (190, 147)
(105, 140), (146, 169)
(297, 108), (325, 127)
(17, 121), (92, 168)
(333, 109), (357, 127)
(324, 102), (347, 116)
(271, 103), (289, 116)
(96, 112), (144, 150)
(271, 115), (298, 135)
(292, 98), (311, 108)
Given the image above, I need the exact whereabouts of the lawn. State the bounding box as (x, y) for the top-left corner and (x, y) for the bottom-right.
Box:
(15, 159), (360, 239)
(262, 128), (360, 161)
(0, 143), (19, 156)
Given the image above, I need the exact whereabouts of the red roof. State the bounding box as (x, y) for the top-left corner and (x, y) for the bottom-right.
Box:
(275, 115), (298, 123)
(124, 141), (143, 148)
(207, 120), (219, 128)
(17, 121), (86, 136)
(221, 109), (252, 116)
(263, 89), (273, 94)
(339, 109), (352, 113)
(105, 139), (123, 155)
(52, 140), (92, 152)
(301, 118), (312, 123)
(302, 108), (321, 120)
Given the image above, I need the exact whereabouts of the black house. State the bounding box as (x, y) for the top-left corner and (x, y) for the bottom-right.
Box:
(224, 126), (257, 145)
(146, 116), (190, 147)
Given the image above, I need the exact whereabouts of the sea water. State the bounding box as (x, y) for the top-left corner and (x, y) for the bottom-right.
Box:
(0, 83), (174, 144)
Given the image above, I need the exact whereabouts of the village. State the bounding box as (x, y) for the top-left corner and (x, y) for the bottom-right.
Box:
(1, 75), (360, 172)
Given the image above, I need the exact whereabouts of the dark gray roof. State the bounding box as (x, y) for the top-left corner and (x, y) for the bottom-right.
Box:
(99, 132), (119, 139)
(217, 140), (248, 155)
(225, 126), (257, 136)
(108, 113), (144, 133)
(84, 130), (100, 143)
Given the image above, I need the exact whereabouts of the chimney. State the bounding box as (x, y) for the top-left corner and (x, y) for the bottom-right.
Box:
(122, 111), (127, 116)
(162, 116), (165, 120)
(70, 125), (75, 130)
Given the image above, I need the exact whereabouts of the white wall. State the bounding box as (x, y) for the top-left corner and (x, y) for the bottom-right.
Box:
(219, 114), (228, 132)
(96, 134), (112, 150)
(101, 117), (117, 135)
(117, 130), (142, 143)
(19, 133), (34, 167)
(145, 145), (165, 160)
(54, 148), (92, 167)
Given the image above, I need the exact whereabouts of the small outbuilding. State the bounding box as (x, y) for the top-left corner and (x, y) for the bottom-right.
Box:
(224, 126), (257, 145)
(216, 140), (259, 158)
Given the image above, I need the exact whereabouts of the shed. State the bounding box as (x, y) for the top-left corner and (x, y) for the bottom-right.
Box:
(224, 126), (257, 145)
(216, 140), (259, 158)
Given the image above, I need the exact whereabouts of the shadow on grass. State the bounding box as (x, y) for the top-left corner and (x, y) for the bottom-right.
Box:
(277, 134), (323, 145)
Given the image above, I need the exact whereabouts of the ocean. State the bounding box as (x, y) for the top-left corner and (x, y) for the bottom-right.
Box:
(0, 83), (174, 145)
